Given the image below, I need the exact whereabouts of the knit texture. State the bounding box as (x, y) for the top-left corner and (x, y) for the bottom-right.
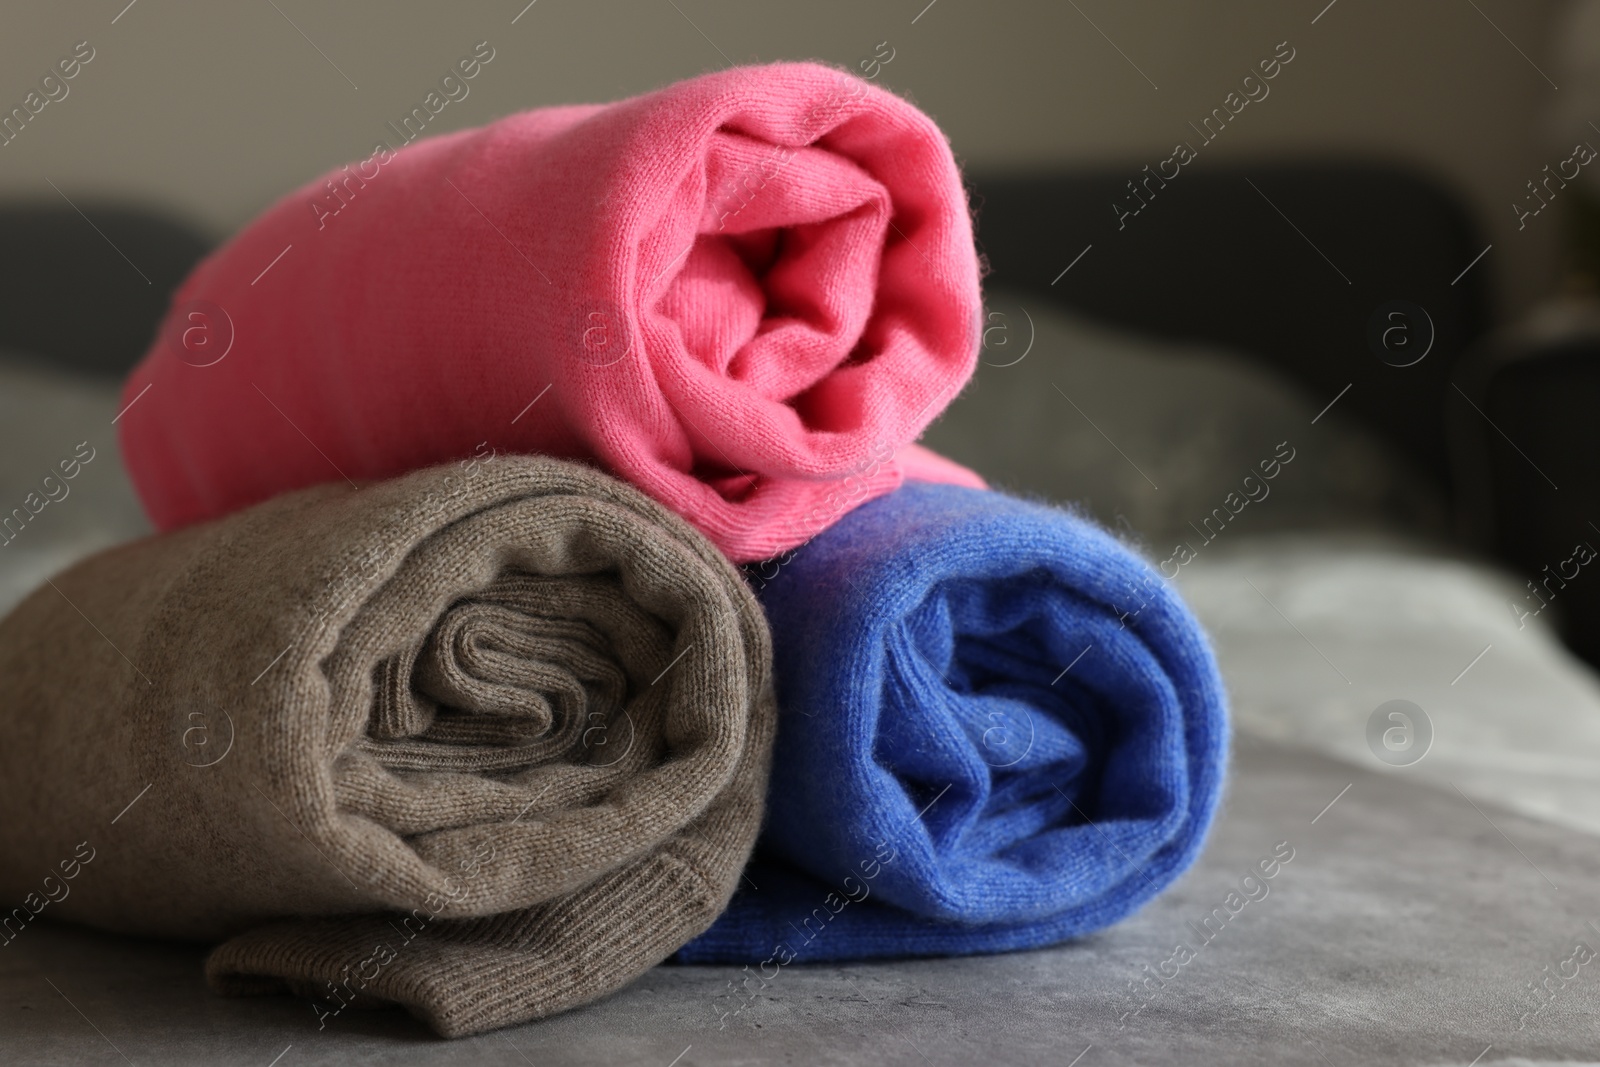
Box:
(116, 61), (986, 564)
(0, 455), (775, 1037)
(678, 482), (1228, 962)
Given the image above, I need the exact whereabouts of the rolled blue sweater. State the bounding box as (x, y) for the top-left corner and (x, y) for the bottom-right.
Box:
(678, 482), (1228, 963)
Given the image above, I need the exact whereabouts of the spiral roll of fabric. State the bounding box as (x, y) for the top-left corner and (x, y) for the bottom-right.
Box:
(0, 455), (775, 1037)
(116, 61), (985, 563)
(680, 482), (1228, 964)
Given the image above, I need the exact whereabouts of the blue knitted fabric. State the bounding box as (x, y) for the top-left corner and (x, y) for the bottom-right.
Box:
(677, 482), (1229, 963)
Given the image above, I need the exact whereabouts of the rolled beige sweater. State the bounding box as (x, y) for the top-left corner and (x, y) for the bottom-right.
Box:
(0, 454), (774, 1037)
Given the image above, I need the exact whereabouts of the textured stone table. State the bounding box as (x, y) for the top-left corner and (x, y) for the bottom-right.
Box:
(4, 735), (1598, 1066)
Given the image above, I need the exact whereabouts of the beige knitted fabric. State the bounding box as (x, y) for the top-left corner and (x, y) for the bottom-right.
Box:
(0, 455), (775, 1037)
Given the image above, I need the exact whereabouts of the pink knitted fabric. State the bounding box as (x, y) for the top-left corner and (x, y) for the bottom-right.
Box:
(118, 62), (985, 562)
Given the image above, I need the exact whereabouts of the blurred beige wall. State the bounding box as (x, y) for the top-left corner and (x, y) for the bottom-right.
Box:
(0, 0), (1568, 317)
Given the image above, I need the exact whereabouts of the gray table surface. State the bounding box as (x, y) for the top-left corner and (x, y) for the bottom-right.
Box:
(4, 734), (1598, 1066)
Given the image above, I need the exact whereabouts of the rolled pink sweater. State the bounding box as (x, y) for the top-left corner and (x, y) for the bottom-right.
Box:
(118, 61), (985, 561)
